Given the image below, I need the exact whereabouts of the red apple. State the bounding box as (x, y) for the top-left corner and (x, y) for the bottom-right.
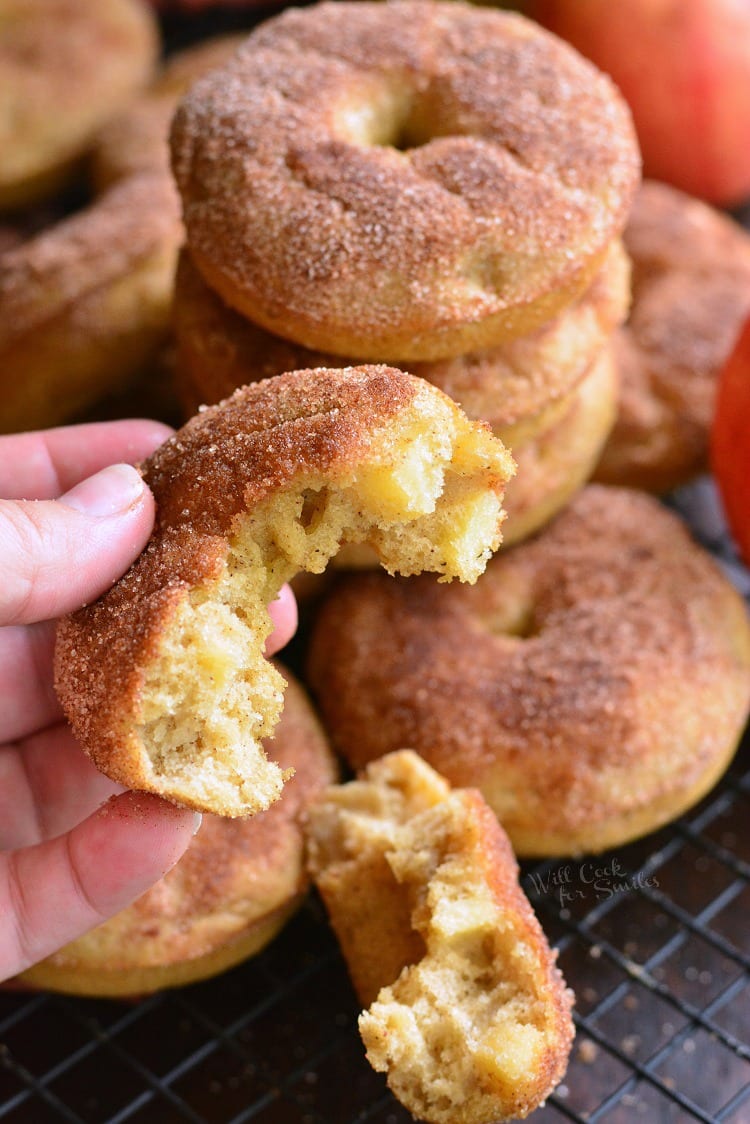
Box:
(711, 314), (750, 565)
(528, 0), (750, 208)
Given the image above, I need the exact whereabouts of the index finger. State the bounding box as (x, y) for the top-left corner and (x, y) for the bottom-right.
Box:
(0, 420), (174, 501)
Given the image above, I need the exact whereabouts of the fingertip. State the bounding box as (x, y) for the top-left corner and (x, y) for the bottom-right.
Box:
(60, 464), (147, 519)
(265, 583), (298, 655)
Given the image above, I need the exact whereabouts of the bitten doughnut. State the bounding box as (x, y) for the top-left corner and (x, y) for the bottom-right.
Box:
(170, 0), (639, 361)
(308, 486), (750, 857)
(56, 366), (514, 819)
(19, 670), (337, 998)
(174, 244), (625, 546)
(0, 0), (158, 210)
(306, 750), (574, 1124)
(595, 181), (750, 493)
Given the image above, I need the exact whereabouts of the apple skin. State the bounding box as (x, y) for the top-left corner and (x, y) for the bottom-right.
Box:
(528, 0), (750, 208)
(711, 315), (750, 566)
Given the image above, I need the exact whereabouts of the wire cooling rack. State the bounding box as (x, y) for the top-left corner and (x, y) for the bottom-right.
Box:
(0, 478), (748, 1123)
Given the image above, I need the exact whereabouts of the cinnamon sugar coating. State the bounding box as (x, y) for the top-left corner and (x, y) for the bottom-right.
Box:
(171, 0), (639, 361)
(596, 181), (750, 493)
(308, 486), (750, 856)
(56, 366), (514, 818)
(306, 751), (574, 1122)
(20, 671), (337, 997)
(500, 346), (617, 547)
(0, 0), (158, 210)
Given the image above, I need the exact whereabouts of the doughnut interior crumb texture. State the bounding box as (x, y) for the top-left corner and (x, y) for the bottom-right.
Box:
(55, 366), (513, 817)
(306, 751), (574, 1124)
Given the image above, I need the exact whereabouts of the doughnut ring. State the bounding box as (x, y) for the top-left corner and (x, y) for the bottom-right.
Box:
(56, 366), (514, 819)
(174, 243), (626, 546)
(308, 486), (750, 857)
(306, 750), (574, 1124)
(19, 669), (337, 997)
(595, 181), (750, 493)
(170, 0), (639, 361)
(0, 35), (243, 434)
(0, 0), (157, 211)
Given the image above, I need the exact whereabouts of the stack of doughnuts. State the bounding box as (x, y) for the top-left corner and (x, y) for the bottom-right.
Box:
(170, 0), (640, 546)
(0, 14), (243, 435)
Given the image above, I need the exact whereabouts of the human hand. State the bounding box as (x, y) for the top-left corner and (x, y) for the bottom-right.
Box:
(0, 420), (297, 983)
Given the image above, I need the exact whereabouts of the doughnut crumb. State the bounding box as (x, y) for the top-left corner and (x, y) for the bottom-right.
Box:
(56, 366), (514, 817)
(306, 751), (574, 1124)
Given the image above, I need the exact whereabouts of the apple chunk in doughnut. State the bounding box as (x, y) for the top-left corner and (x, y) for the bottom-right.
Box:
(55, 366), (513, 817)
(306, 751), (574, 1124)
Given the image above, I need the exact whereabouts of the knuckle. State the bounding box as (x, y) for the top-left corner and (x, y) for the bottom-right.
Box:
(0, 502), (55, 625)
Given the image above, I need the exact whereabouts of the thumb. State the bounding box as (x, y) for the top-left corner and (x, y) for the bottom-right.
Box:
(0, 792), (200, 980)
(0, 463), (155, 626)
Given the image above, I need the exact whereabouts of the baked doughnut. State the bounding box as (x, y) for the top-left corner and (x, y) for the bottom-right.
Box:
(0, 0), (158, 211)
(0, 174), (182, 433)
(306, 750), (574, 1124)
(308, 486), (750, 857)
(92, 35), (247, 190)
(595, 181), (750, 493)
(0, 36), (244, 434)
(174, 240), (629, 425)
(500, 346), (617, 547)
(174, 245), (624, 546)
(56, 366), (514, 819)
(19, 669), (337, 997)
(170, 0), (640, 361)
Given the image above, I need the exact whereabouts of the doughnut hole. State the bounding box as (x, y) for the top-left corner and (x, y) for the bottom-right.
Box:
(131, 390), (511, 816)
(307, 751), (574, 1124)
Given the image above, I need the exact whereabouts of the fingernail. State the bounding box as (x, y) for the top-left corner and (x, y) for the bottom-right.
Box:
(192, 813), (203, 836)
(61, 464), (145, 518)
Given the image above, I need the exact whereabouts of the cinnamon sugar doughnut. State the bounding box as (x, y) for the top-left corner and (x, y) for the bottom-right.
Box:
(56, 366), (514, 819)
(306, 750), (574, 1124)
(171, 0), (639, 361)
(92, 34), (247, 190)
(0, 174), (182, 433)
(0, 0), (158, 211)
(500, 346), (617, 547)
(174, 245), (624, 546)
(0, 36), (245, 434)
(174, 241), (629, 427)
(308, 486), (750, 857)
(595, 181), (750, 493)
(20, 670), (337, 997)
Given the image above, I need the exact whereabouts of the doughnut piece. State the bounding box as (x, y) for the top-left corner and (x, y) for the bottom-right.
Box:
(56, 366), (514, 818)
(308, 486), (750, 856)
(19, 670), (336, 997)
(0, 0), (158, 210)
(306, 751), (574, 1124)
(595, 181), (750, 493)
(0, 35), (245, 434)
(171, 0), (639, 361)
